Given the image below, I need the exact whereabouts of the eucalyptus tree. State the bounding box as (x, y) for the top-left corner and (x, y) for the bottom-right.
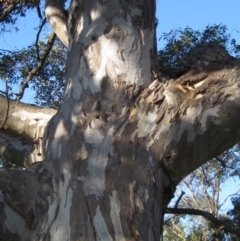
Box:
(164, 146), (240, 240)
(1, 0), (240, 240)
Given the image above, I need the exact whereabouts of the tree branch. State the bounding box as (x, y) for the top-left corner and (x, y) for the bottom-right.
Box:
(35, 18), (47, 61)
(166, 208), (240, 237)
(0, 94), (56, 141)
(16, 32), (56, 101)
(183, 180), (202, 210)
(0, 49), (19, 53)
(45, 0), (68, 47)
(0, 0), (40, 23)
(0, 3), (15, 22)
(218, 189), (240, 210)
(174, 190), (185, 208)
(144, 44), (240, 184)
(215, 156), (228, 169)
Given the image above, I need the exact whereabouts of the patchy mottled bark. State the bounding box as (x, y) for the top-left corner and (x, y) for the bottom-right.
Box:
(0, 0), (240, 240)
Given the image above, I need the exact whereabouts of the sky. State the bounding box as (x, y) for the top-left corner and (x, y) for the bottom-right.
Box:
(0, 0), (240, 209)
(1, 1), (240, 50)
(1, 0), (240, 100)
(157, 1), (240, 44)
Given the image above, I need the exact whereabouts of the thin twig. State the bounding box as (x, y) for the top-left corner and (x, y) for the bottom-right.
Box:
(201, 166), (214, 213)
(36, 5), (42, 19)
(215, 156), (228, 169)
(16, 32), (56, 101)
(0, 49), (19, 53)
(35, 18), (47, 61)
(218, 189), (240, 210)
(166, 207), (240, 237)
(183, 180), (202, 210)
(174, 190), (185, 208)
(0, 3), (15, 22)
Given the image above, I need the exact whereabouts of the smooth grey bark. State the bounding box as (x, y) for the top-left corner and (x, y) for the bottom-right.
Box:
(0, 94), (56, 167)
(0, 0), (240, 240)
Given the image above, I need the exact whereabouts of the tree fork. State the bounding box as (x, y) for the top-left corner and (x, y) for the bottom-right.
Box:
(1, 0), (240, 240)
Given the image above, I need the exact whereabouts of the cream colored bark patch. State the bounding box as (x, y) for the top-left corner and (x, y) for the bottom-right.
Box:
(110, 191), (125, 241)
(49, 169), (73, 241)
(137, 111), (157, 138)
(94, 206), (113, 241)
(0, 191), (34, 240)
(83, 123), (114, 196)
(200, 105), (220, 134)
(50, 119), (68, 159)
(12, 110), (52, 125)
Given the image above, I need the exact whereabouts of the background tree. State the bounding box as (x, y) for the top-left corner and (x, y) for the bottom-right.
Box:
(158, 24), (240, 78)
(0, 0), (240, 240)
(0, 0), (42, 33)
(0, 37), (66, 108)
(227, 195), (240, 241)
(164, 145), (240, 240)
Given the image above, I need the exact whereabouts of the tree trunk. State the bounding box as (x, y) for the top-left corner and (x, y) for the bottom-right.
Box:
(2, 0), (165, 240)
(1, 0), (240, 240)
(43, 0), (163, 240)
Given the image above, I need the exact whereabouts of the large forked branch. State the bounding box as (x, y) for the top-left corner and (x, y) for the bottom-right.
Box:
(0, 95), (56, 166)
(166, 208), (240, 237)
(45, 0), (68, 47)
(0, 95), (56, 140)
(143, 44), (240, 186)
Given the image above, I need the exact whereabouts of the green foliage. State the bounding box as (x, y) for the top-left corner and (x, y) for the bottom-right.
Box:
(0, 0), (39, 33)
(1, 24), (239, 109)
(228, 195), (240, 227)
(32, 38), (66, 108)
(224, 196), (240, 241)
(158, 24), (240, 77)
(0, 48), (34, 89)
(0, 37), (66, 108)
(163, 146), (240, 241)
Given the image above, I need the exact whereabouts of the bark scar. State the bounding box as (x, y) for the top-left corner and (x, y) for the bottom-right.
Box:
(137, 27), (145, 46)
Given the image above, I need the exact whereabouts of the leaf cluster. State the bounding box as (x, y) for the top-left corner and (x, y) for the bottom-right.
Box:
(0, 0), (42, 33)
(158, 24), (240, 78)
(0, 37), (66, 108)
